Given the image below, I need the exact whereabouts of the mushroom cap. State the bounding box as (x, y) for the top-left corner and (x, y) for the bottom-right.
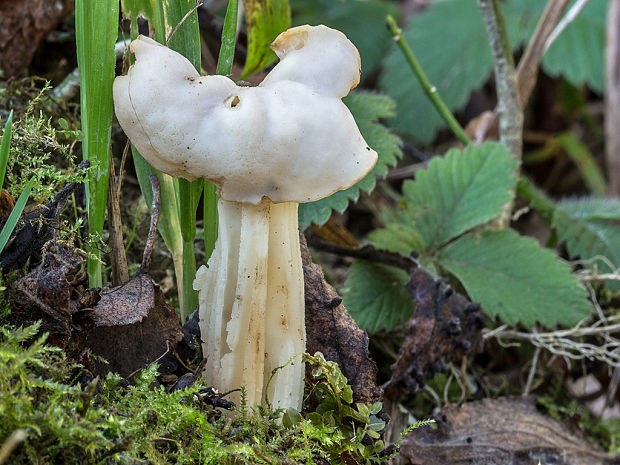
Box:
(113, 26), (377, 204)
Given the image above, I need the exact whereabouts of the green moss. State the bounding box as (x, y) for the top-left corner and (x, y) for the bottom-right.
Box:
(1, 83), (87, 203)
(0, 324), (423, 464)
(538, 377), (620, 454)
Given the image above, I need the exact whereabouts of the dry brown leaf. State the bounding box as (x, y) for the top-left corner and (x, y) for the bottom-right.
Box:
(401, 397), (620, 465)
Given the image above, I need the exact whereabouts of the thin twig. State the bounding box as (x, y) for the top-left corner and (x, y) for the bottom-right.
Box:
(605, 0), (620, 195)
(484, 315), (620, 366)
(140, 174), (161, 273)
(108, 155), (130, 285)
(523, 345), (541, 396)
(517, 0), (571, 106)
(0, 429), (27, 465)
(165, 1), (204, 47)
(307, 239), (419, 274)
(544, 0), (592, 52)
(477, 0), (523, 229)
(117, 140), (130, 198)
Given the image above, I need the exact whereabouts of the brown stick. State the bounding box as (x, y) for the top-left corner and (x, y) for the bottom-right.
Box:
(606, 0), (620, 195)
(517, 0), (571, 107)
(467, 0), (571, 144)
(478, 0), (523, 229)
(140, 174), (161, 273)
(107, 155), (130, 285)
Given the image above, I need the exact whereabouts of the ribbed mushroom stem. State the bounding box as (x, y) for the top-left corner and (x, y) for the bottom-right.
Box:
(194, 197), (305, 409)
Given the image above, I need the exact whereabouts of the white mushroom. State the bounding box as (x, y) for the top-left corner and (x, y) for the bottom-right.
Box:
(113, 25), (377, 410)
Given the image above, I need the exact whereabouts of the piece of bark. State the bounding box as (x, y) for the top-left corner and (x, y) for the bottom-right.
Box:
(383, 268), (485, 402)
(0, 0), (74, 77)
(400, 397), (620, 465)
(606, 0), (620, 196)
(73, 273), (183, 377)
(301, 233), (381, 404)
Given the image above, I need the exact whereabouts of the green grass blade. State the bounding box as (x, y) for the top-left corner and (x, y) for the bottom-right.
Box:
(75, 0), (120, 287)
(0, 110), (14, 189)
(164, 0), (202, 316)
(557, 132), (607, 196)
(217, 0), (239, 75)
(0, 177), (35, 254)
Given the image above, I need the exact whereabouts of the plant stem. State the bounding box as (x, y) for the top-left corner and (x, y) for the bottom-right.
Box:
(477, 0), (523, 229)
(386, 15), (471, 146)
(516, 0), (571, 107)
(178, 178), (199, 319)
(203, 182), (218, 259)
(516, 177), (555, 222)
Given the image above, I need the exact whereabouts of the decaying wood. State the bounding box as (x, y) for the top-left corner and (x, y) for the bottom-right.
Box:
(606, 0), (620, 196)
(0, 0), (74, 77)
(384, 268), (484, 402)
(400, 397), (620, 465)
(301, 233), (382, 404)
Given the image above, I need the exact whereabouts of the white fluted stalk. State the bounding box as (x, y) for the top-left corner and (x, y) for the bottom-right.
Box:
(194, 198), (305, 409)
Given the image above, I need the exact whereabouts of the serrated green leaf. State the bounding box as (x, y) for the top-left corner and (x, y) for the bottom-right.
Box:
(342, 261), (413, 333)
(382, 0), (605, 143)
(553, 198), (620, 290)
(242, 0), (291, 78)
(403, 142), (516, 251)
(369, 216), (425, 257)
(298, 92), (402, 229)
(291, 0), (398, 75)
(438, 230), (591, 328)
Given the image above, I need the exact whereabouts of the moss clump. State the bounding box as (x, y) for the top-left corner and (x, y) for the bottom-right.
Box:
(0, 323), (409, 464)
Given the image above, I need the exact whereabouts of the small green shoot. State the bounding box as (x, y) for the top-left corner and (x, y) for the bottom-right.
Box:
(0, 111), (13, 189)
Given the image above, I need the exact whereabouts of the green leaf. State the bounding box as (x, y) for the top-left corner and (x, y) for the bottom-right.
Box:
(385, 142), (516, 253)
(369, 213), (425, 257)
(291, 0), (398, 75)
(298, 92), (402, 229)
(438, 230), (591, 328)
(342, 261), (413, 333)
(553, 198), (620, 290)
(0, 177), (35, 254)
(241, 0), (291, 78)
(164, 0), (201, 70)
(120, 0), (165, 39)
(217, 0), (239, 76)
